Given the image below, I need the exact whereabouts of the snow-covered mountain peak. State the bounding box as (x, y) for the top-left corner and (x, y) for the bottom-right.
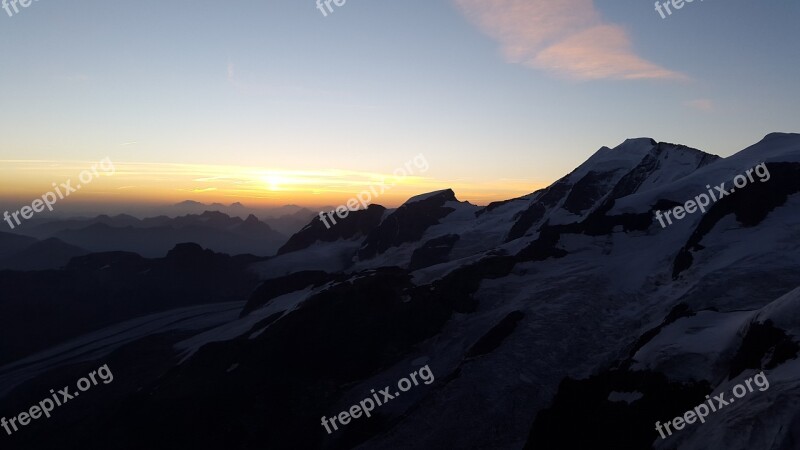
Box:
(404, 189), (458, 206)
(572, 138), (657, 179)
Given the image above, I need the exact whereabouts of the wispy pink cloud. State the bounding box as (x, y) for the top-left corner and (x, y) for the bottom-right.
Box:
(453, 0), (686, 81)
(685, 99), (714, 111)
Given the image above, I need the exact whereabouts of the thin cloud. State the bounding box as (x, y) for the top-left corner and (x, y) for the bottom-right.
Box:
(227, 62), (347, 98)
(685, 99), (714, 112)
(453, 0), (686, 81)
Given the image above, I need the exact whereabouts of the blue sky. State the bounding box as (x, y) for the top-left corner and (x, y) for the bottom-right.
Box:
(0, 0), (798, 206)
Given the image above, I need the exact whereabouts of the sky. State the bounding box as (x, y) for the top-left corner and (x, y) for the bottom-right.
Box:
(0, 0), (798, 211)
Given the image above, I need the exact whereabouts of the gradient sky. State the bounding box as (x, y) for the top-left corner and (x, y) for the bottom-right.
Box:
(0, 0), (798, 209)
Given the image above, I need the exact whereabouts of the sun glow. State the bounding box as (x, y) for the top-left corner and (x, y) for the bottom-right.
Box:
(0, 160), (542, 208)
(262, 174), (287, 191)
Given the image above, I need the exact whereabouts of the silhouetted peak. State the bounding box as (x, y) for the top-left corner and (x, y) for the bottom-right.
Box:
(620, 137), (658, 147)
(403, 189), (458, 206)
(175, 200), (205, 207)
(200, 210), (230, 219)
(166, 242), (208, 260)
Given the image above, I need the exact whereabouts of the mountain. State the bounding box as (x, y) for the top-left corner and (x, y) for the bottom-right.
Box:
(174, 200), (207, 207)
(278, 204), (387, 255)
(12, 213), (143, 239)
(2, 133), (800, 450)
(0, 243), (263, 366)
(11, 211), (287, 257)
(170, 201), (312, 225)
(266, 207), (320, 236)
(0, 237), (88, 271)
(261, 204), (308, 218)
(0, 232), (37, 259)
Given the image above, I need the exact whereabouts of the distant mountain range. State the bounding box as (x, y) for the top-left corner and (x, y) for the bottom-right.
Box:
(6, 211), (288, 258)
(1, 133), (799, 450)
(170, 201), (321, 232)
(0, 232), (88, 271)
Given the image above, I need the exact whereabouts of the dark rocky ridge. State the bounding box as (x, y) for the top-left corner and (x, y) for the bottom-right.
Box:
(673, 162), (800, 279)
(278, 205), (386, 255)
(358, 190), (458, 260)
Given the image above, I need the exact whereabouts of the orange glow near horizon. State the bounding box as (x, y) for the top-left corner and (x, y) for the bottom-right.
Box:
(0, 160), (547, 209)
